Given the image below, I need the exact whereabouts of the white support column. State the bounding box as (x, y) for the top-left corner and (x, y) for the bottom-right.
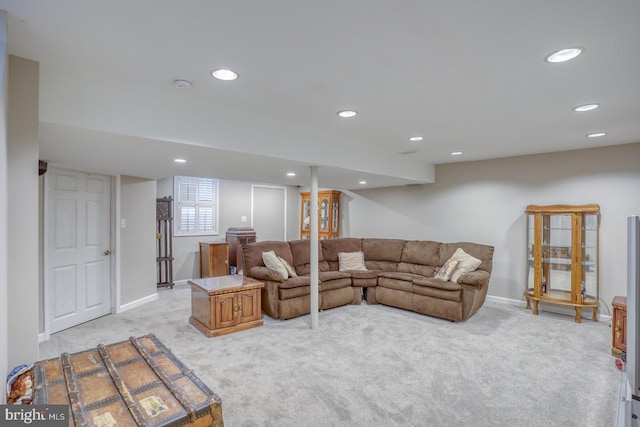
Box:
(0, 9), (9, 404)
(309, 166), (319, 329)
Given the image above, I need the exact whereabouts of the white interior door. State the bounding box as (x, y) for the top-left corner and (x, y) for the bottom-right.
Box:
(252, 186), (286, 241)
(46, 169), (112, 334)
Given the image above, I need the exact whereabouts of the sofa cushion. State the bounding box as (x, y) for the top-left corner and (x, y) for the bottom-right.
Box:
(413, 277), (462, 292)
(413, 280), (462, 302)
(378, 277), (414, 293)
(379, 271), (425, 282)
(400, 240), (441, 265)
(321, 238), (363, 270)
(278, 276), (311, 289)
(249, 265), (285, 282)
(289, 239), (329, 275)
(362, 238), (406, 262)
(338, 251), (367, 271)
(365, 260), (399, 271)
(318, 271), (352, 292)
(279, 285), (310, 300)
(439, 242), (494, 273)
(319, 277), (352, 292)
(396, 262), (436, 277)
(319, 270), (352, 282)
(242, 240), (294, 274)
(378, 271), (425, 293)
(262, 250), (288, 280)
(349, 269), (381, 287)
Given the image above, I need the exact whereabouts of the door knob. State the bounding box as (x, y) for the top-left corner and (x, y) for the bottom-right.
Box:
(103, 250), (111, 256)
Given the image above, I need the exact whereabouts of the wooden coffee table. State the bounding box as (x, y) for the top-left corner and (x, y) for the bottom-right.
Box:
(188, 275), (265, 337)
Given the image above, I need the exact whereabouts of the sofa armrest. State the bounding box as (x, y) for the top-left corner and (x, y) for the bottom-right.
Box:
(249, 266), (284, 282)
(456, 270), (490, 287)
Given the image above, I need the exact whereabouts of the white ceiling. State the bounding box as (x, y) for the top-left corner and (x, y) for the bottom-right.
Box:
(2, 1), (639, 189)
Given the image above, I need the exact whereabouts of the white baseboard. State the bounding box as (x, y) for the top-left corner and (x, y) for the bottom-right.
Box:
(38, 293), (159, 342)
(486, 294), (612, 322)
(172, 279), (190, 287)
(118, 293), (158, 313)
(486, 295), (526, 307)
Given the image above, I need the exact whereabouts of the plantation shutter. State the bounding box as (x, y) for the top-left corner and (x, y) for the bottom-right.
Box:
(174, 176), (218, 236)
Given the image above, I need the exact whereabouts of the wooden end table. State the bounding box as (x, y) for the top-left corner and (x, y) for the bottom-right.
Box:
(188, 275), (265, 337)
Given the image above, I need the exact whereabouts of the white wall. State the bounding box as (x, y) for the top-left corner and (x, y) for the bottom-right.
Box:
(7, 55), (39, 367)
(0, 9), (9, 404)
(342, 143), (640, 316)
(120, 176), (157, 305)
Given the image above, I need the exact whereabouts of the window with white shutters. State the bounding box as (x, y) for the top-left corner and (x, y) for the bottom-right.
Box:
(174, 176), (219, 236)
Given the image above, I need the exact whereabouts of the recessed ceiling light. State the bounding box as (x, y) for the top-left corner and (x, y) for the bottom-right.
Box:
(544, 47), (584, 63)
(337, 110), (357, 118)
(359, 180), (367, 185)
(409, 136), (424, 142)
(573, 104), (599, 112)
(451, 151), (463, 156)
(586, 132), (606, 138)
(173, 79), (192, 88)
(211, 69), (238, 81)
(286, 172), (296, 177)
(174, 158), (187, 163)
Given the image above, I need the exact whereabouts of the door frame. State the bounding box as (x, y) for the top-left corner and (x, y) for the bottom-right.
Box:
(42, 167), (117, 340)
(250, 185), (287, 241)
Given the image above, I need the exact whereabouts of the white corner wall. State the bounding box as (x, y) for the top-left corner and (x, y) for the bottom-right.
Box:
(120, 176), (157, 306)
(343, 143), (640, 316)
(0, 9), (9, 404)
(6, 54), (39, 368)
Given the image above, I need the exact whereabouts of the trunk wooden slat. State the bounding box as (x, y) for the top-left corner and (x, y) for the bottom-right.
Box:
(32, 334), (223, 427)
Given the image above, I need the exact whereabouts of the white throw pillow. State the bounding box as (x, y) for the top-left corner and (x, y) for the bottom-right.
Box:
(262, 250), (288, 280)
(338, 251), (367, 271)
(434, 259), (460, 281)
(278, 256), (298, 278)
(448, 248), (482, 283)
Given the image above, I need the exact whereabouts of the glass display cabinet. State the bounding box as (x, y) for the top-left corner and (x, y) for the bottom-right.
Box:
(300, 190), (341, 240)
(524, 204), (600, 323)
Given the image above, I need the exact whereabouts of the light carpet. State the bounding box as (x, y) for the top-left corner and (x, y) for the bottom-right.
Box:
(39, 284), (620, 427)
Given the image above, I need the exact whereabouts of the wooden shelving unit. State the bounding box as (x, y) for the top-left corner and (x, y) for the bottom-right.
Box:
(524, 204), (600, 322)
(300, 190), (341, 240)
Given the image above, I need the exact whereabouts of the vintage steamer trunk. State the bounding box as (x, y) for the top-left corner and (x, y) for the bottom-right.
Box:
(32, 334), (223, 427)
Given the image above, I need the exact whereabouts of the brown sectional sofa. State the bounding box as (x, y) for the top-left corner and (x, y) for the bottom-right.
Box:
(241, 238), (494, 322)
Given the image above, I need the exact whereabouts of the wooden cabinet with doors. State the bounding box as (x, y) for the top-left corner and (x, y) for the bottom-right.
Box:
(524, 204), (600, 322)
(213, 289), (261, 330)
(199, 242), (229, 278)
(188, 275), (265, 337)
(612, 296), (627, 357)
(300, 190), (341, 240)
